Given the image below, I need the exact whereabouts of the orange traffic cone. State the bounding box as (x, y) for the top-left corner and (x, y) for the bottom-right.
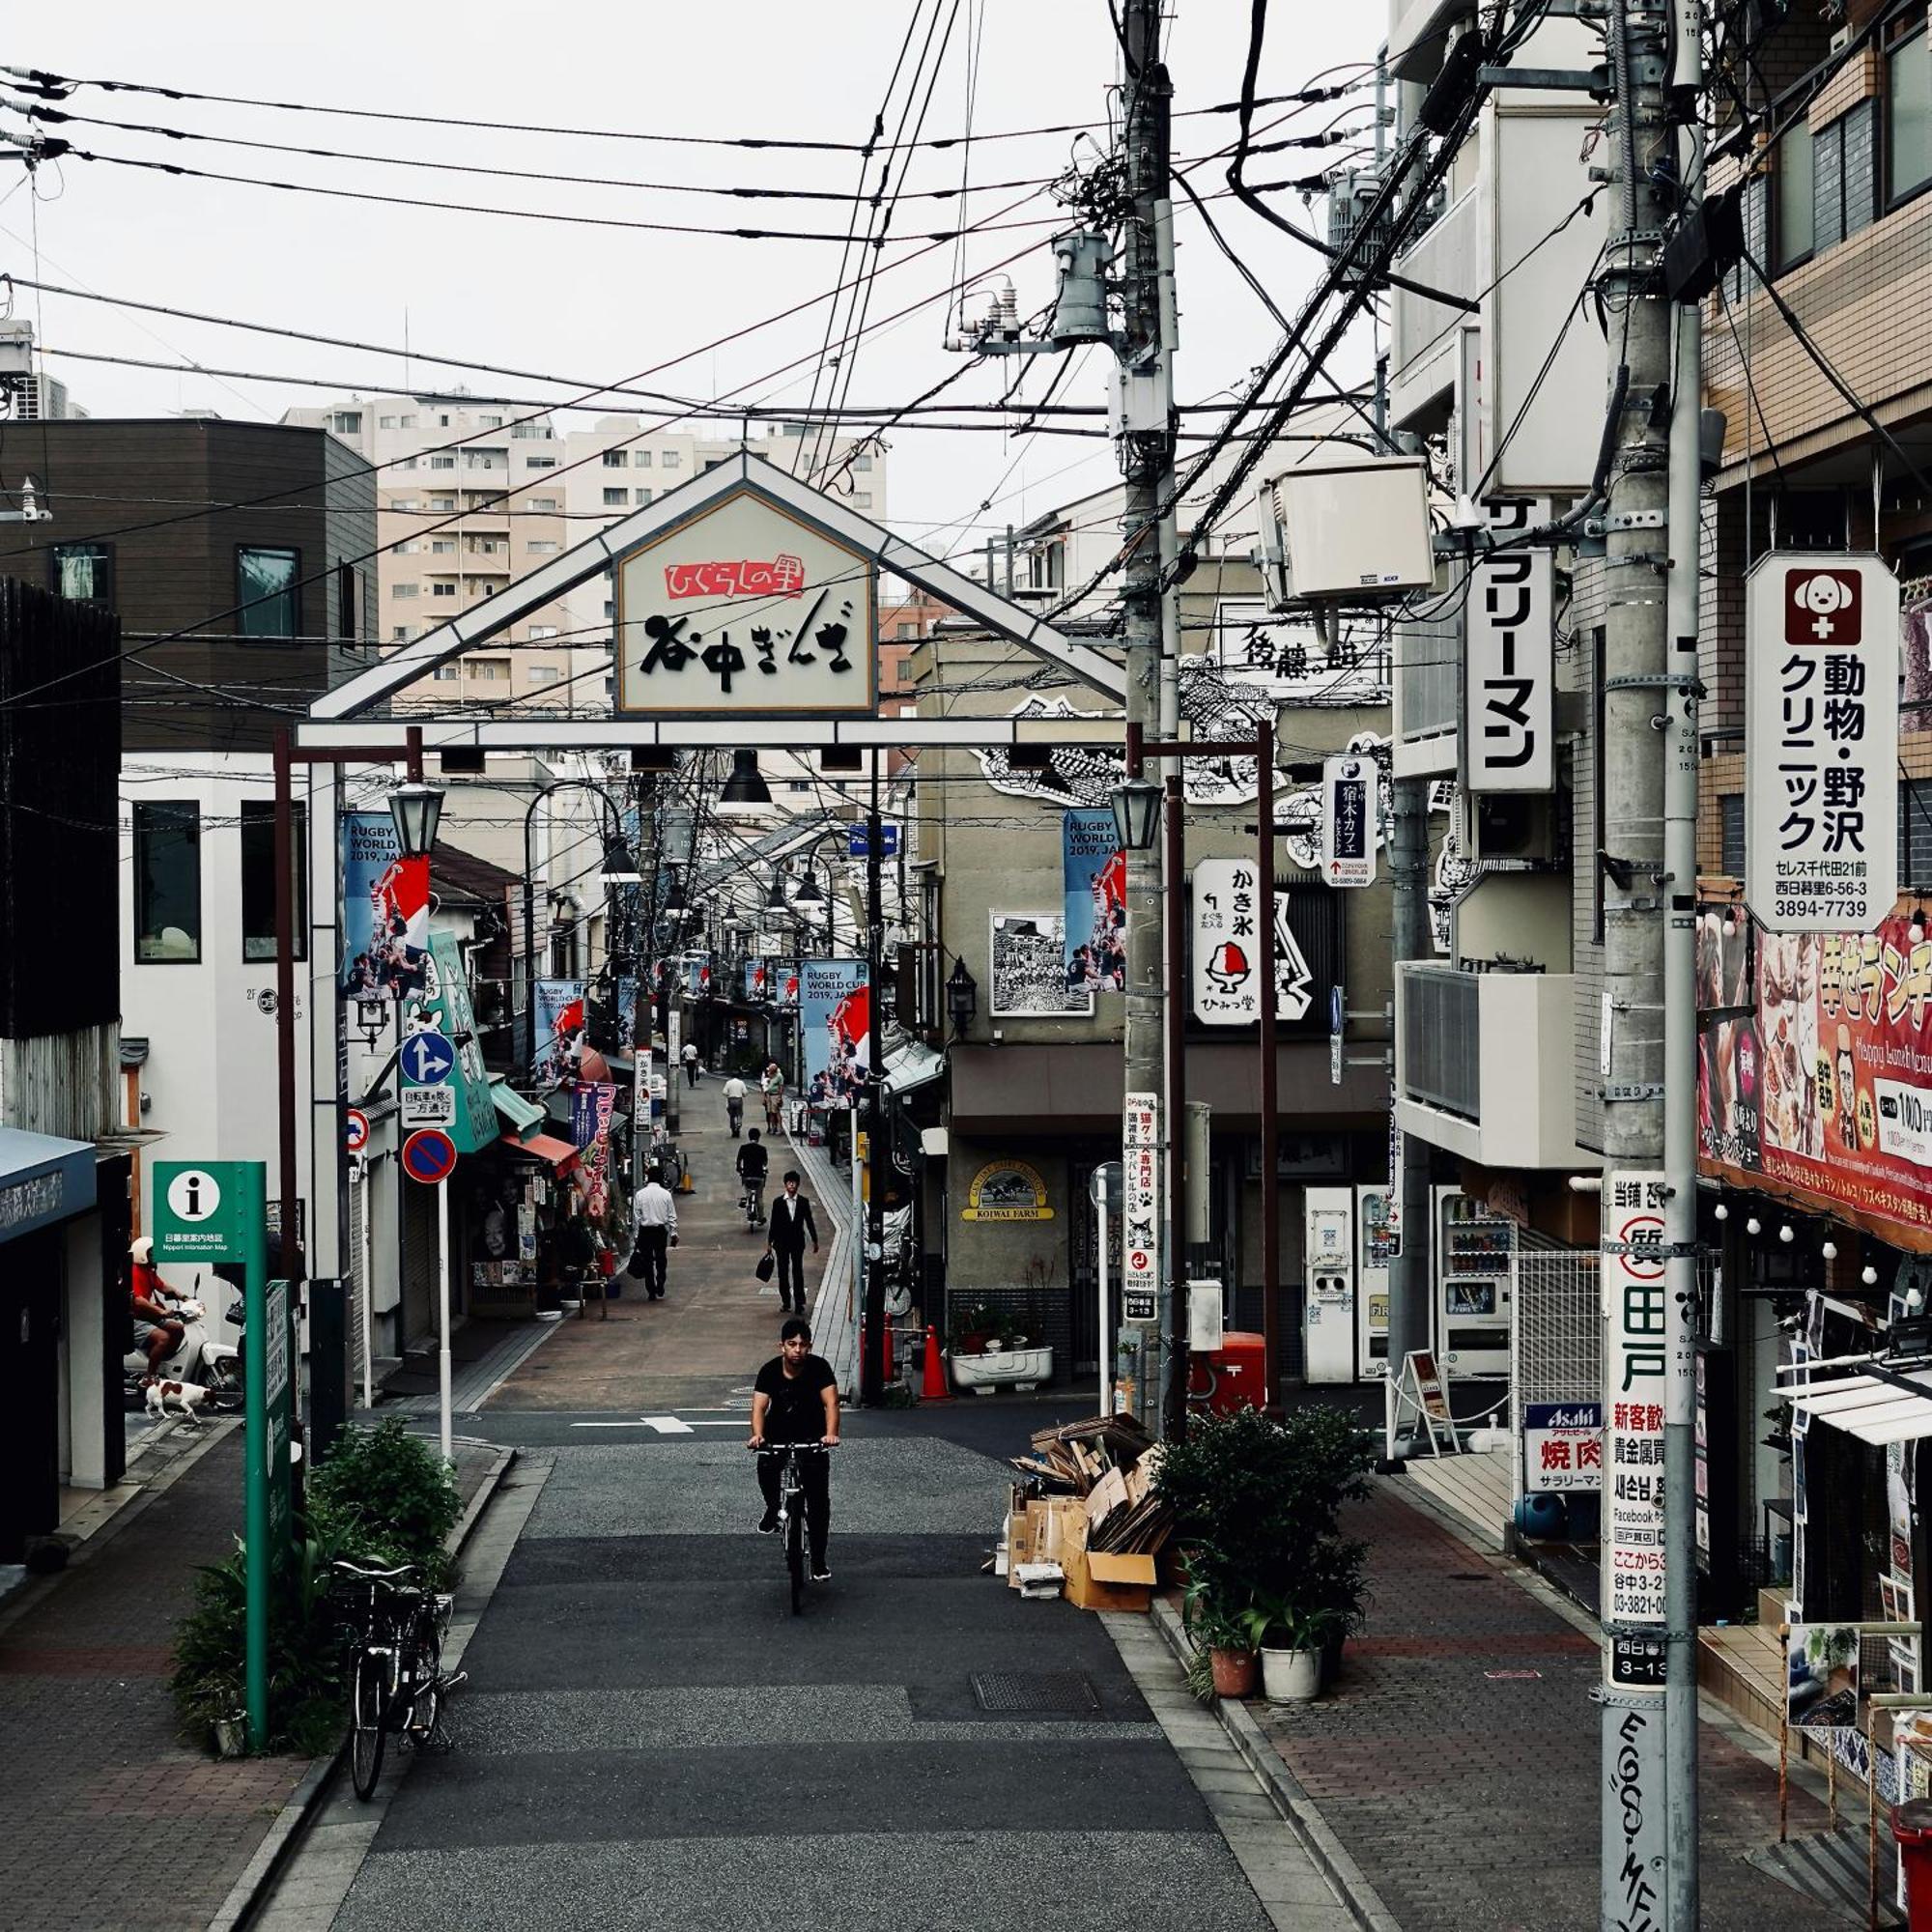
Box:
(921, 1324), (952, 1402)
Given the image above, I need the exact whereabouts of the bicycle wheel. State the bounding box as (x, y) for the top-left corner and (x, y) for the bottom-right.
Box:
(409, 1631), (443, 1744)
(785, 1493), (805, 1617)
(350, 1648), (388, 1799)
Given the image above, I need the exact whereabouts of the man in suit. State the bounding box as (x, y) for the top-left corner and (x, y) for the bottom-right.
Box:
(765, 1170), (819, 1317)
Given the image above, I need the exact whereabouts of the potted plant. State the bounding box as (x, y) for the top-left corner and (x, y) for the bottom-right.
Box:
(1182, 1577), (1259, 1699)
(1239, 1593), (1345, 1703)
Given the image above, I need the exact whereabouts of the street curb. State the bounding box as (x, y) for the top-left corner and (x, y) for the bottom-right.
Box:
(1150, 1597), (1406, 1932)
(208, 1440), (519, 1932)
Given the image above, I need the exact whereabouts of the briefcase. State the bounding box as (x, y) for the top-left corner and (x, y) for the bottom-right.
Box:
(755, 1252), (776, 1283)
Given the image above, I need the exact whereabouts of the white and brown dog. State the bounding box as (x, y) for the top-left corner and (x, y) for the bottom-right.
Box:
(143, 1377), (212, 1424)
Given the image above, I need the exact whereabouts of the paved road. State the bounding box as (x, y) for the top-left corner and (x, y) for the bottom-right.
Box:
(316, 1424), (1284, 1932)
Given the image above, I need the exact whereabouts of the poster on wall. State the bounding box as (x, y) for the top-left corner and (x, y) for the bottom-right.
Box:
(1063, 809), (1126, 992)
(532, 980), (586, 1089)
(990, 913), (1092, 1018)
(339, 810), (430, 1000)
(801, 958), (867, 1110)
(744, 958), (773, 1002)
(1698, 906), (1932, 1240)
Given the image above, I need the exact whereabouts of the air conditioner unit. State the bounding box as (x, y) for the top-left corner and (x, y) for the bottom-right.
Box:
(1265, 455), (1435, 602)
(1255, 479), (1295, 610)
(1459, 789), (1563, 865)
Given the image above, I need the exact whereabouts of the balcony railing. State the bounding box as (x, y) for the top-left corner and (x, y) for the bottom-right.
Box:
(1401, 962), (1480, 1118)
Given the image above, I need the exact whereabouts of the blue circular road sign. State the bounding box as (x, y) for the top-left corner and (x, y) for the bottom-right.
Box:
(399, 1031), (456, 1086)
(401, 1128), (458, 1185)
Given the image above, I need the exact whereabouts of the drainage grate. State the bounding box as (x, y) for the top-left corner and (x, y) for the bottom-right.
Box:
(970, 1670), (1100, 1715)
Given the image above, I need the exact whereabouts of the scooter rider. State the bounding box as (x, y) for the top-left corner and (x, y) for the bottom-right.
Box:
(129, 1236), (186, 1378)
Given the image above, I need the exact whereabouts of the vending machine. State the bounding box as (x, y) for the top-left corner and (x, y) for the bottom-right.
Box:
(1355, 1185), (1395, 1378)
(1302, 1188), (1356, 1384)
(1435, 1186), (1514, 1377)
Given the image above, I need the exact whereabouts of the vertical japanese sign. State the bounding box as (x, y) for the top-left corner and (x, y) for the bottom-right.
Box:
(1464, 500), (1554, 792)
(1321, 755), (1376, 888)
(339, 810), (430, 1000)
(1063, 809), (1126, 990)
(1191, 857), (1313, 1023)
(570, 1081), (618, 1217)
(532, 979), (585, 1089)
(1746, 553), (1899, 932)
(801, 958), (867, 1110)
(1122, 1091), (1160, 1323)
(614, 485), (878, 717)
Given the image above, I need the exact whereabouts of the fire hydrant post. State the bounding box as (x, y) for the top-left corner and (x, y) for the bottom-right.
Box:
(1894, 1799), (1932, 1928)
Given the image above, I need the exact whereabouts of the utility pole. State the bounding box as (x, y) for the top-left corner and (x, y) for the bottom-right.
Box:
(860, 753), (888, 1405)
(1385, 767), (1433, 1379)
(1117, 0), (1175, 1432)
(1597, 1), (1695, 1926)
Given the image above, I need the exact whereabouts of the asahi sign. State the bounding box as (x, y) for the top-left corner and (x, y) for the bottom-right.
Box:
(1464, 500), (1554, 792)
(1746, 553), (1899, 933)
(614, 486), (878, 718)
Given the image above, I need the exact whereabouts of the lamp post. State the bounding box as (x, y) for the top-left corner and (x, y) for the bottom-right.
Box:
(946, 957), (978, 1039)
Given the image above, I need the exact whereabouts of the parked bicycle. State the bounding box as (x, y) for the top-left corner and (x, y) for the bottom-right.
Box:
(333, 1557), (466, 1800)
(752, 1442), (834, 1616)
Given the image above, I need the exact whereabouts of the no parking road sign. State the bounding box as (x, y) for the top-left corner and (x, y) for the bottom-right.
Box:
(401, 1128), (457, 1185)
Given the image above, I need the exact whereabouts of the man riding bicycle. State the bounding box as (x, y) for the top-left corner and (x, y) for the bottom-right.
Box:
(749, 1317), (838, 1582)
(735, 1128), (770, 1228)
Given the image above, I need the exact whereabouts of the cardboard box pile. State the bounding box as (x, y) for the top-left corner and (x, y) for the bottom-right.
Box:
(999, 1415), (1175, 1613)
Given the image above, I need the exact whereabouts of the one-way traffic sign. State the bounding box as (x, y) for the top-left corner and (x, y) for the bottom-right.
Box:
(400, 1031), (456, 1086)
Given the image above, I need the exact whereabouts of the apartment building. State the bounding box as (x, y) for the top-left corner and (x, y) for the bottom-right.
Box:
(283, 398), (887, 713)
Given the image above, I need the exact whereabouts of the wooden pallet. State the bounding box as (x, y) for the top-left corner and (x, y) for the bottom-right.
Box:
(1404, 1444), (1515, 1549)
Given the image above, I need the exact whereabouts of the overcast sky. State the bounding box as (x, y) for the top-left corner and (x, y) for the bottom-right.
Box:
(4, 2), (1386, 556)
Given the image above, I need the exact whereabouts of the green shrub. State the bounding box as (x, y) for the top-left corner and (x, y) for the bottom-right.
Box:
(169, 1420), (460, 1754)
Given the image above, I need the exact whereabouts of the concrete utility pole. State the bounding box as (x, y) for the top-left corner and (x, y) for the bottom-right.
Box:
(1385, 768), (1433, 1377)
(1597, 0), (1696, 1925)
(860, 753), (888, 1406)
(1117, 0), (1176, 1431)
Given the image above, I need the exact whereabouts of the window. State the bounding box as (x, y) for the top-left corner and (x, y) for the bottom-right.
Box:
(336, 561), (357, 642)
(635, 449), (652, 468)
(895, 621), (918, 639)
(430, 454), (456, 469)
(528, 623), (559, 639)
(1774, 121), (1815, 270)
(527, 666), (558, 685)
(525, 455), (557, 469)
(134, 802), (201, 964)
(240, 802), (307, 962)
(511, 422), (553, 440)
(634, 488), (651, 505)
(433, 664), (459, 682)
(379, 415), (399, 429)
(431, 538), (457, 554)
(851, 491), (872, 510)
(1893, 27), (1932, 205)
(399, 414), (417, 429)
(603, 487), (628, 506)
(853, 454), (872, 472)
(437, 413), (451, 427)
(1719, 793), (1746, 877)
(331, 411), (362, 435)
(529, 497), (559, 512)
(1901, 779), (1932, 886)
(604, 599), (616, 619)
(392, 582), (418, 599)
(787, 780), (811, 794)
(237, 546), (298, 639)
(526, 539), (559, 554)
(432, 582), (458, 598)
(430, 496), (456, 512)
(479, 414), (502, 429)
(661, 450), (680, 469)
(51, 542), (113, 608)
(603, 449), (628, 468)
(469, 658), (509, 681)
(390, 497), (421, 510)
(896, 657), (915, 684)
(395, 541), (419, 555)
(394, 456), (418, 471)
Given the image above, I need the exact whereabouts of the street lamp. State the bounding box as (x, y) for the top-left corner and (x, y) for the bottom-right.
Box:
(719, 749), (773, 809)
(946, 957), (978, 1037)
(388, 780), (445, 859)
(1110, 772), (1162, 852)
(765, 867), (791, 913)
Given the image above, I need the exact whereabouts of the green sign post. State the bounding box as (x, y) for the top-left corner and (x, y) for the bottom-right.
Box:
(153, 1160), (290, 1751)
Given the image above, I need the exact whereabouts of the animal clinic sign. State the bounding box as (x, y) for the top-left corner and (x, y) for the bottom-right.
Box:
(613, 485), (878, 718)
(1746, 553), (1899, 934)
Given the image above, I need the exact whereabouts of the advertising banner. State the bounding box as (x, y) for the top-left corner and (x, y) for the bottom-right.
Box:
(1464, 501), (1555, 793)
(744, 957), (773, 1002)
(570, 1081), (618, 1217)
(777, 958), (801, 1007)
(1122, 1091), (1159, 1323)
(532, 980), (585, 1089)
(1746, 553), (1899, 932)
(1699, 905), (1932, 1241)
(1321, 754), (1376, 888)
(1190, 856), (1316, 1024)
(990, 912), (1091, 1018)
(801, 958), (867, 1110)
(1523, 1401), (1603, 1493)
(683, 955), (713, 999)
(1063, 809), (1126, 992)
(339, 810), (430, 1000)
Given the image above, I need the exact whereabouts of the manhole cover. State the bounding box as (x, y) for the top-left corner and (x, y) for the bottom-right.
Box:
(970, 1670), (1100, 1715)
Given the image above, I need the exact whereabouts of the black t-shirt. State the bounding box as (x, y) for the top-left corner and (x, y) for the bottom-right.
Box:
(754, 1352), (836, 1443)
(737, 1142), (769, 1180)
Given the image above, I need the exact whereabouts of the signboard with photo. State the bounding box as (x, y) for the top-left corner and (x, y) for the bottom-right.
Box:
(1745, 553), (1899, 933)
(614, 485), (878, 718)
(800, 958), (867, 1111)
(1062, 809), (1126, 992)
(989, 913), (1091, 1018)
(531, 979), (585, 1089)
(339, 811), (430, 1001)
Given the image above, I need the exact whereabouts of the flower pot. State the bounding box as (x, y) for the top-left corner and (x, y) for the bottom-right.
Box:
(949, 1346), (1054, 1394)
(213, 1714), (248, 1759)
(1209, 1646), (1259, 1698)
(1261, 1644), (1322, 1703)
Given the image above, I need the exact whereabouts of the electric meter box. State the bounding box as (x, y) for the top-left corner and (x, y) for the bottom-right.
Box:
(1266, 455), (1434, 601)
(1186, 1280), (1225, 1353)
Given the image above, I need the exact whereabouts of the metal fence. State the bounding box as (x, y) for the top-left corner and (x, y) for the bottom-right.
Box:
(1401, 964), (1481, 1118)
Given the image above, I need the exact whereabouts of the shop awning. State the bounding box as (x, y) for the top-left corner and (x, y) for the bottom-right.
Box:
(1785, 1361), (1932, 1445)
(0, 1126), (97, 1245)
(490, 1079), (546, 1138)
(501, 1132), (582, 1174)
(882, 1038), (945, 1097)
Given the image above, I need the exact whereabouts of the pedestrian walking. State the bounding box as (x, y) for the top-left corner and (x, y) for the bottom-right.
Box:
(760, 1060), (784, 1132)
(682, 1040), (699, 1088)
(627, 1165), (678, 1301)
(765, 1169), (819, 1316)
(723, 1072), (748, 1137)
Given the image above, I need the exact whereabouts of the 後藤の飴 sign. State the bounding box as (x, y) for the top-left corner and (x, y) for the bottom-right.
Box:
(614, 486), (878, 718)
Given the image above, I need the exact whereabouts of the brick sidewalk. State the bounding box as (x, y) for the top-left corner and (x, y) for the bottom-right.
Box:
(1250, 1481), (1851, 1932)
(0, 1422), (499, 1932)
